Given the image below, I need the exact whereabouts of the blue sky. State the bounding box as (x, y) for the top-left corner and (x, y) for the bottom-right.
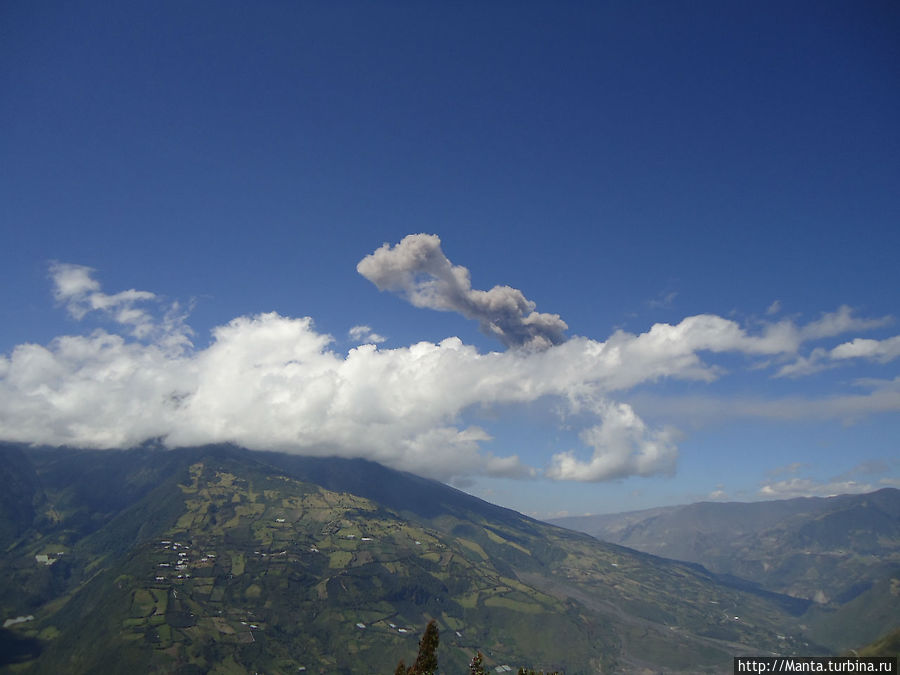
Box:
(2, 1), (899, 517)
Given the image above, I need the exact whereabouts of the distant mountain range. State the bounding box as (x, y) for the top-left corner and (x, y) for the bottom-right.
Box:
(0, 444), (891, 673)
(550, 488), (900, 652)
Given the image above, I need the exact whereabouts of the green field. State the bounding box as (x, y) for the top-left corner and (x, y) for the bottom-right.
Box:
(0, 445), (839, 674)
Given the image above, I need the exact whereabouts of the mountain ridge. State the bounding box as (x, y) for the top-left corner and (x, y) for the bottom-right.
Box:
(549, 488), (900, 652)
(0, 444), (863, 672)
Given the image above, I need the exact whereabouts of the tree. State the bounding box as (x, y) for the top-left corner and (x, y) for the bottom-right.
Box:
(469, 652), (487, 675)
(393, 621), (561, 675)
(411, 620), (439, 675)
(394, 620), (439, 675)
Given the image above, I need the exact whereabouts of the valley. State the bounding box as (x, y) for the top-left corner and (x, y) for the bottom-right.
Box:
(551, 489), (900, 653)
(0, 444), (887, 673)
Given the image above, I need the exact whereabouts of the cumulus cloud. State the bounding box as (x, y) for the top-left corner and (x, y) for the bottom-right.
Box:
(546, 401), (678, 481)
(1, 246), (897, 486)
(830, 335), (900, 363)
(348, 325), (386, 344)
(357, 234), (568, 350)
(758, 477), (877, 499)
(757, 455), (896, 502)
(776, 333), (900, 377)
(762, 307), (893, 371)
(0, 312), (536, 481)
(49, 262), (191, 352)
(707, 486), (728, 500)
(2, 301), (696, 482)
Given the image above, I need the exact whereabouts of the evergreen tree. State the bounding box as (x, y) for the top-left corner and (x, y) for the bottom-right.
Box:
(468, 652), (487, 675)
(411, 620), (439, 675)
(392, 620), (439, 675)
(394, 621), (560, 675)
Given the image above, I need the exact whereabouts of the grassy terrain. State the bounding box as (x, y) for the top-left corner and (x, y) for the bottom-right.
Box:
(553, 489), (900, 655)
(851, 627), (900, 658)
(0, 444), (823, 673)
(553, 491), (900, 610)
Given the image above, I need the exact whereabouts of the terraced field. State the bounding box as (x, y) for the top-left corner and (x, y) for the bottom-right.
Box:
(103, 462), (594, 672)
(1, 445), (816, 673)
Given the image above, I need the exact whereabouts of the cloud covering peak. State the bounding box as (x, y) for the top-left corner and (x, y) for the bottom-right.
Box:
(1, 242), (897, 488)
(357, 234), (568, 350)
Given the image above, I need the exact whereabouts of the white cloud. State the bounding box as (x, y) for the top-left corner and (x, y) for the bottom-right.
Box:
(754, 463), (900, 502)
(51, 262), (101, 304)
(49, 262), (191, 351)
(766, 300), (781, 316)
(758, 478), (876, 499)
(0, 332), (189, 449)
(545, 401), (679, 482)
(2, 305), (702, 482)
(2, 247), (898, 486)
(629, 388), (900, 426)
(798, 305), (891, 341)
(830, 335), (900, 363)
(52, 263), (155, 325)
(776, 334), (900, 377)
(766, 308), (893, 375)
(348, 325), (386, 344)
(774, 347), (831, 378)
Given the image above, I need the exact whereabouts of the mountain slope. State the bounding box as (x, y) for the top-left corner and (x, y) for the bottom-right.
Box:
(852, 626), (900, 658)
(550, 490), (900, 651)
(1, 444), (820, 673)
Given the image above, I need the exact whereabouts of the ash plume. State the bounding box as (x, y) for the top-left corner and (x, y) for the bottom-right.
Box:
(357, 234), (567, 350)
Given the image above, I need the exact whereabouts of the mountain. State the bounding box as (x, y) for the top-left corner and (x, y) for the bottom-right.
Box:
(1, 444), (825, 674)
(851, 627), (900, 658)
(550, 490), (900, 651)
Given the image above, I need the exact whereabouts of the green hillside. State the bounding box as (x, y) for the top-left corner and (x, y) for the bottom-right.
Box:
(1, 445), (820, 673)
(551, 490), (900, 652)
(851, 627), (900, 658)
